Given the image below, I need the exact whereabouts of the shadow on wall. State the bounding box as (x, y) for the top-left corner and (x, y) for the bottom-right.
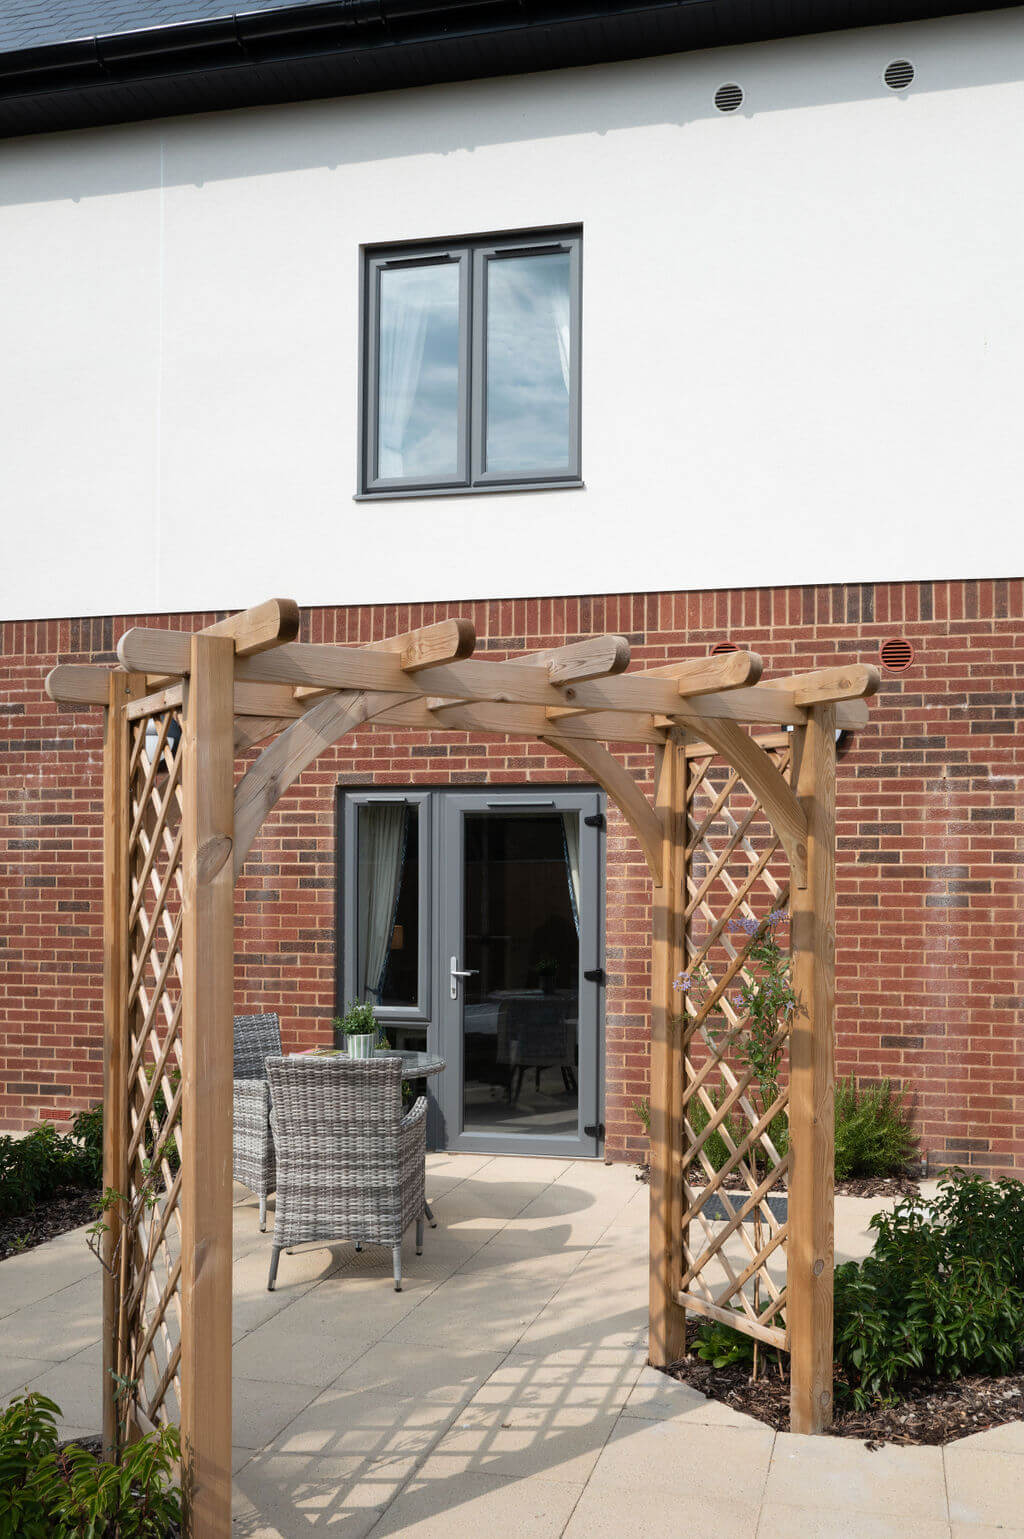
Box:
(1, 7), (1022, 206)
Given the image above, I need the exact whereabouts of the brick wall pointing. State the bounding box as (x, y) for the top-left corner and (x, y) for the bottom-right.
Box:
(2, 579), (1022, 1176)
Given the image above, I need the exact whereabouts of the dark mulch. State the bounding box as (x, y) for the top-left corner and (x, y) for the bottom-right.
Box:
(634, 1164), (921, 1200)
(0, 1186), (100, 1261)
(664, 1356), (1024, 1446)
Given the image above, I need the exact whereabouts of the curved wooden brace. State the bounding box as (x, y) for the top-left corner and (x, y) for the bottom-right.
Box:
(233, 690), (415, 878)
(541, 732), (664, 888)
(674, 713), (809, 889)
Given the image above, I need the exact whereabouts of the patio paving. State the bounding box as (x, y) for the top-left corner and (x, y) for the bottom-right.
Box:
(0, 1155), (1021, 1537)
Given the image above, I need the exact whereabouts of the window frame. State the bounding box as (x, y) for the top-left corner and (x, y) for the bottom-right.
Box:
(337, 789), (433, 1029)
(359, 227), (582, 498)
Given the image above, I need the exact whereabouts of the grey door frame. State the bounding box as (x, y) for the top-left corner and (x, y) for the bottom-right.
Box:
(434, 787), (605, 1159)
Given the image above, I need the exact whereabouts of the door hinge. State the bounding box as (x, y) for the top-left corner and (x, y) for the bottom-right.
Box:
(584, 812), (605, 829)
(584, 1122), (605, 1140)
(583, 967), (605, 985)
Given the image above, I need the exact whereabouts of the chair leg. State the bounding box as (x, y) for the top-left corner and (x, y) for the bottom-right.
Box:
(267, 1246), (282, 1292)
(259, 1195), (267, 1232)
(393, 1245), (403, 1292)
(355, 1241), (362, 1252)
(424, 1200), (437, 1229)
(416, 1217), (424, 1256)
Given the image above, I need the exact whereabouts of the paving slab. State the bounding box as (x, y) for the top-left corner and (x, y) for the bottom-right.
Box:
(0, 1352), (55, 1400)
(329, 1342), (507, 1406)
(622, 1364), (764, 1427)
(945, 1444), (1024, 1528)
(757, 1504), (952, 1538)
(368, 1466), (583, 1539)
(766, 1432), (948, 1521)
(587, 1415), (775, 1503)
(0, 1273), (101, 1361)
(563, 1482), (761, 1539)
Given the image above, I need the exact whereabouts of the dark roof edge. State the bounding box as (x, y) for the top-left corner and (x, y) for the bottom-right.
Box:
(0, 0), (1013, 138)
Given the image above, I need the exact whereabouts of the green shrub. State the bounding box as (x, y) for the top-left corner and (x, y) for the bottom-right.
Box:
(70, 1107), (104, 1187)
(0, 1391), (181, 1539)
(0, 1120), (101, 1224)
(834, 1170), (1024, 1406)
(834, 1077), (918, 1181)
(691, 1313), (757, 1370)
(688, 1084), (741, 1175)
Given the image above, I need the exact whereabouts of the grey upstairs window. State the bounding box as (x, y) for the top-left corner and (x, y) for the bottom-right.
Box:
(360, 229), (582, 495)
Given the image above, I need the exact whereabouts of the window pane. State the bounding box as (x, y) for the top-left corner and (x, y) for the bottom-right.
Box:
(485, 252), (571, 475)
(357, 804), (419, 1007)
(377, 263), (460, 481)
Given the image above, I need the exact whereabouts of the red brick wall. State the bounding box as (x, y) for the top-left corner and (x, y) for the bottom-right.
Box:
(2, 581), (1022, 1174)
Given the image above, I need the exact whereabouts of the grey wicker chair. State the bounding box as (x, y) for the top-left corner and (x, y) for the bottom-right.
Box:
(264, 1054), (427, 1293)
(233, 1012), (282, 1231)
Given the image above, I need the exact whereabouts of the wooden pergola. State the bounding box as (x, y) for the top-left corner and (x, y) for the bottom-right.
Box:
(46, 597), (878, 1538)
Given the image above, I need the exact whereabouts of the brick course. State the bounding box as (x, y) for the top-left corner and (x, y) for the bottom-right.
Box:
(2, 581), (1022, 1174)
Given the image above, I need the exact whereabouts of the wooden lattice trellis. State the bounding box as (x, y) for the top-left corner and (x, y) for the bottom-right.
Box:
(51, 600), (873, 1538)
(677, 737), (793, 1349)
(120, 703), (186, 1431)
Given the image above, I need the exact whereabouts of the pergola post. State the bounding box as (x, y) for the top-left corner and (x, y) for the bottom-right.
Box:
(101, 670), (146, 1458)
(648, 733), (687, 1367)
(180, 635), (236, 1534)
(788, 704), (837, 1433)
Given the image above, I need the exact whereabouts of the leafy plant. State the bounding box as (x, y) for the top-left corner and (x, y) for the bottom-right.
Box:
(0, 1391), (181, 1539)
(0, 1120), (101, 1223)
(691, 1314), (757, 1370)
(834, 1077), (918, 1181)
(834, 1170), (1024, 1407)
(70, 1106), (104, 1187)
(335, 1000), (377, 1036)
(632, 1096), (650, 1134)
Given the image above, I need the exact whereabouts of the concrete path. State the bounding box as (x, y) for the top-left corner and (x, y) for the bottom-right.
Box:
(0, 1155), (1020, 1536)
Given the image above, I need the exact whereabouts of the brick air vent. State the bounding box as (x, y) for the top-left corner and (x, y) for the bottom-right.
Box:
(714, 83), (743, 113)
(880, 636), (915, 672)
(710, 640), (740, 656)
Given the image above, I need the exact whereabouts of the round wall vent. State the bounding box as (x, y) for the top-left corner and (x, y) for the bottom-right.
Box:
(715, 83), (744, 113)
(884, 59), (915, 90)
(710, 640), (740, 656)
(880, 636), (915, 671)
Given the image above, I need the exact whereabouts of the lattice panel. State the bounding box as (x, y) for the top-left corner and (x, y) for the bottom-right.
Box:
(119, 706), (185, 1432)
(679, 739), (794, 1351)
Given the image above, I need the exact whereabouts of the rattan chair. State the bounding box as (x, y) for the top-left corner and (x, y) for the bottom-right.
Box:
(264, 1054), (427, 1293)
(233, 1011), (282, 1231)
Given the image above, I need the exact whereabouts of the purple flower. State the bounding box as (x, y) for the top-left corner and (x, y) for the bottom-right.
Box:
(729, 915), (760, 936)
(673, 974), (692, 993)
(768, 909), (788, 926)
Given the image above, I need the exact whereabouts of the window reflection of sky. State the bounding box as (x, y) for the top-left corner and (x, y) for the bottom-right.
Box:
(486, 253), (571, 475)
(377, 263), (460, 481)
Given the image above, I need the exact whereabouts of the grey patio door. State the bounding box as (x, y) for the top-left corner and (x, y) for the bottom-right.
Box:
(436, 789), (604, 1158)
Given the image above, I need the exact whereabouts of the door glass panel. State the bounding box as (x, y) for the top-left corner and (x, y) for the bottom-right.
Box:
(377, 261), (461, 481)
(357, 804), (418, 1006)
(484, 252), (571, 474)
(462, 812), (579, 1136)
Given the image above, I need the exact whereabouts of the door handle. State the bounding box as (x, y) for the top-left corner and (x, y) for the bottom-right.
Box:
(450, 956), (479, 1000)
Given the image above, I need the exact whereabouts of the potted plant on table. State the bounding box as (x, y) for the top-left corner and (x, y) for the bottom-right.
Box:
(336, 1000), (379, 1059)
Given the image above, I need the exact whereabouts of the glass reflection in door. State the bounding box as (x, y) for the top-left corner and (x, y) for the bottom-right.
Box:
(461, 811), (580, 1136)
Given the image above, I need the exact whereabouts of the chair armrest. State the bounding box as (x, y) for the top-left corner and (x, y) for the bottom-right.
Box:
(400, 1096), (428, 1139)
(234, 1078), (270, 1111)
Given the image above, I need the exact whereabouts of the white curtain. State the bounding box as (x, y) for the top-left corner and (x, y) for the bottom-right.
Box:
(549, 283), (571, 394)
(378, 292), (429, 478)
(561, 812), (581, 937)
(358, 804), (407, 1000)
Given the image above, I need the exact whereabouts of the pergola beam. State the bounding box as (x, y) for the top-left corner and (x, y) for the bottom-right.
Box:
(199, 598), (299, 657)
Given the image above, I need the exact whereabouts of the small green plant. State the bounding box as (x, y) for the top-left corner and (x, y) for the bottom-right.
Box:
(70, 1106), (104, 1187)
(691, 1313), (757, 1370)
(335, 1000), (377, 1036)
(0, 1390), (181, 1538)
(0, 1119), (101, 1224)
(632, 1096), (650, 1134)
(834, 1077), (918, 1181)
(834, 1170), (1024, 1407)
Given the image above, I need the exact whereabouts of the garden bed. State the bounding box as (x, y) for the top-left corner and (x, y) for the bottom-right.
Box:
(663, 1355), (1024, 1446)
(0, 1185), (100, 1261)
(634, 1164), (921, 1201)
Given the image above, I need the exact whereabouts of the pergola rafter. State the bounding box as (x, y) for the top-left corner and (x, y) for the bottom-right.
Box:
(45, 597), (879, 1539)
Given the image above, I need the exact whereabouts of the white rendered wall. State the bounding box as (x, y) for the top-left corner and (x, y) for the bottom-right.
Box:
(2, 9), (1023, 621)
